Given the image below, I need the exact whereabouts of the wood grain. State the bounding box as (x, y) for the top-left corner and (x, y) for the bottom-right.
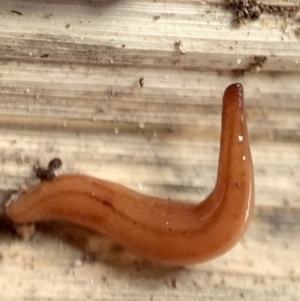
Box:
(0, 0), (299, 300)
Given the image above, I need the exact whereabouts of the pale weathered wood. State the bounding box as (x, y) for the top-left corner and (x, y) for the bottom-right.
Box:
(0, 0), (300, 71)
(0, 0), (299, 300)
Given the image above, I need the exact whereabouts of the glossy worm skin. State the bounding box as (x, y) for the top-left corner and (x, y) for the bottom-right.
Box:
(6, 83), (254, 265)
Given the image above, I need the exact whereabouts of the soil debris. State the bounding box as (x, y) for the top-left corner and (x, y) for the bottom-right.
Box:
(224, 0), (300, 27)
(232, 69), (245, 78)
(249, 56), (268, 73)
(231, 55), (268, 77)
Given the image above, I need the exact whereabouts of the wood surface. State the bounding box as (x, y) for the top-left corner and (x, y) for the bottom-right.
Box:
(0, 0), (299, 300)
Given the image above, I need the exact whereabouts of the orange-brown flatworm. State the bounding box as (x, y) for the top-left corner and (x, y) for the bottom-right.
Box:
(6, 83), (254, 265)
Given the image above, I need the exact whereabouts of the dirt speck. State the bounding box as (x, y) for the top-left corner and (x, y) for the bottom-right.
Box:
(48, 158), (63, 170)
(11, 10), (23, 16)
(14, 223), (36, 240)
(174, 41), (186, 54)
(232, 69), (245, 78)
(171, 278), (177, 288)
(139, 77), (145, 87)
